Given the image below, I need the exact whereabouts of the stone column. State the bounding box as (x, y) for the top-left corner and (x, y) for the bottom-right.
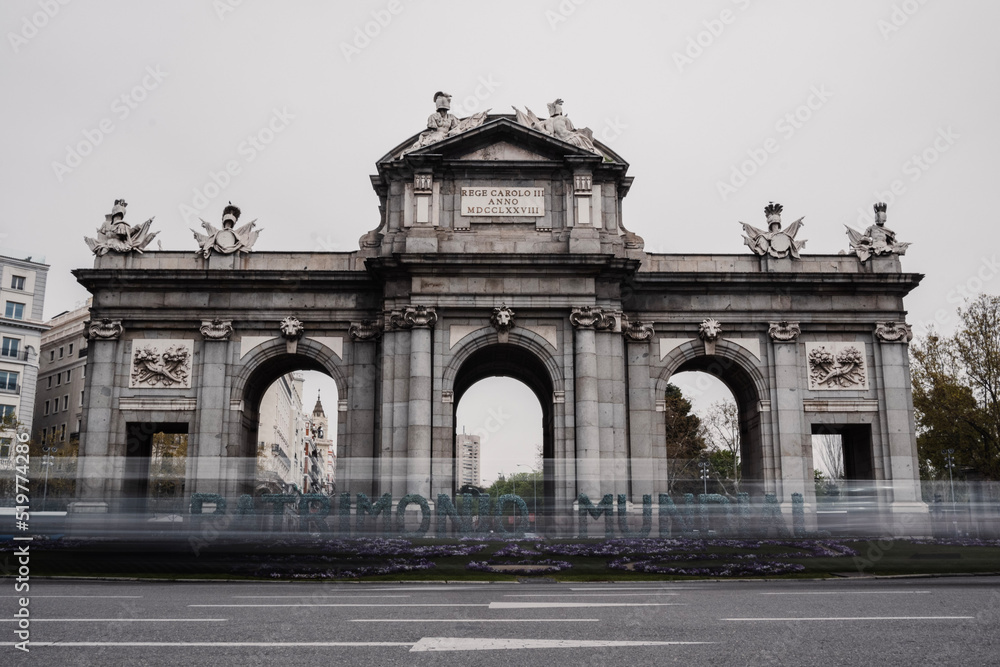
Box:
(768, 321), (816, 524)
(571, 307), (610, 501)
(193, 319), (233, 497)
(75, 319), (124, 505)
(347, 320), (382, 496)
(396, 306), (437, 498)
(625, 320), (656, 500)
(874, 322), (924, 508)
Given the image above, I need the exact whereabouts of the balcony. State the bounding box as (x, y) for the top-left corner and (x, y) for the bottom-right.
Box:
(0, 384), (20, 396)
(0, 350), (28, 362)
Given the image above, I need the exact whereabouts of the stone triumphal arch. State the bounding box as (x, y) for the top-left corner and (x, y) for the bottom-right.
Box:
(74, 94), (925, 528)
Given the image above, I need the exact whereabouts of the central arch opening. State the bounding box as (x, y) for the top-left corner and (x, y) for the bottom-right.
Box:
(453, 344), (553, 530)
(239, 353), (340, 503)
(667, 353), (764, 497)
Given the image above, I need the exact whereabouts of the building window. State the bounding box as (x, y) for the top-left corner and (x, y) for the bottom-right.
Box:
(1, 337), (19, 358)
(66, 369), (71, 382)
(80, 390), (85, 406)
(62, 395), (68, 411)
(0, 405), (14, 420)
(0, 371), (17, 392)
(68, 343), (73, 355)
(56, 372), (61, 386)
(59, 346), (64, 359)
(10, 276), (25, 291)
(44, 400), (50, 416)
(60, 424), (66, 442)
(47, 376), (52, 389)
(4, 302), (25, 320)
(0, 438), (11, 458)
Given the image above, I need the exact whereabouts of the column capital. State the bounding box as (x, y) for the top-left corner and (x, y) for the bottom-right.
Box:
(768, 320), (801, 343)
(389, 305), (437, 330)
(623, 318), (654, 342)
(874, 321), (913, 344)
(349, 319), (383, 341)
(200, 318), (234, 341)
(86, 318), (123, 341)
(570, 306), (615, 331)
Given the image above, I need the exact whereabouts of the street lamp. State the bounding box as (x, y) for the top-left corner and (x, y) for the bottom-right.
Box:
(41, 444), (59, 512)
(698, 461), (710, 496)
(517, 463), (537, 532)
(944, 448), (957, 534)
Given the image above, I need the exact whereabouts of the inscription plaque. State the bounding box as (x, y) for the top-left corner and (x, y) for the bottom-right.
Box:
(461, 187), (544, 216)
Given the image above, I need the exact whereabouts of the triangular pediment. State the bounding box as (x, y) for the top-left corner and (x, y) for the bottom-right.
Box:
(379, 116), (623, 165)
(456, 140), (551, 161)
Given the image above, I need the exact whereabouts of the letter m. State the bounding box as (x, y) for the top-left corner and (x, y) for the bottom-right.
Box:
(578, 493), (615, 537)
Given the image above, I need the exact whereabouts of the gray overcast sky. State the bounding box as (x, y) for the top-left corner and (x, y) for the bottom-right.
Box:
(3, 1), (997, 471)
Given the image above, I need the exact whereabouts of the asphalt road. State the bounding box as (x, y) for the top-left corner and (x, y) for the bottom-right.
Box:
(4, 576), (999, 666)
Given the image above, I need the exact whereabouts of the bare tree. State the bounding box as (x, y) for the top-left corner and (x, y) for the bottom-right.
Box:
(703, 399), (741, 494)
(812, 434), (845, 480)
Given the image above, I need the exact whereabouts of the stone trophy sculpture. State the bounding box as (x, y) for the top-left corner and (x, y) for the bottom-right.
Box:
(405, 91), (490, 153)
(84, 199), (159, 256)
(740, 202), (806, 259)
(512, 98), (599, 153)
(192, 202), (261, 258)
(845, 203), (910, 262)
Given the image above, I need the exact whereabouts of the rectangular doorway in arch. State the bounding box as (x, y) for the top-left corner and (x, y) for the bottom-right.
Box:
(122, 422), (189, 516)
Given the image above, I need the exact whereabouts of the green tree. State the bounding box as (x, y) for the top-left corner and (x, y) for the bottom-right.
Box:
(663, 383), (708, 494)
(911, 294), (1000, 480)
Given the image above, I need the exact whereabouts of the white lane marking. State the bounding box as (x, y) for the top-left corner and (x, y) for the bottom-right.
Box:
(490, 602), (686, 609)
(411, 637), (713, 652)
(190, 603), (487, 608)
(26, 642), (413, 648)
(363, 586), (492, 591)
(759, 591), (931, 595)
(723, 616), (974, 621)
(0, 618), (227, 623)
(569, 587), (699, 591)
(0, 595), (143, 598)
(232, 595), (410, 599)
(505, 593), (680, 597)
(352, 618), (600, 623)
